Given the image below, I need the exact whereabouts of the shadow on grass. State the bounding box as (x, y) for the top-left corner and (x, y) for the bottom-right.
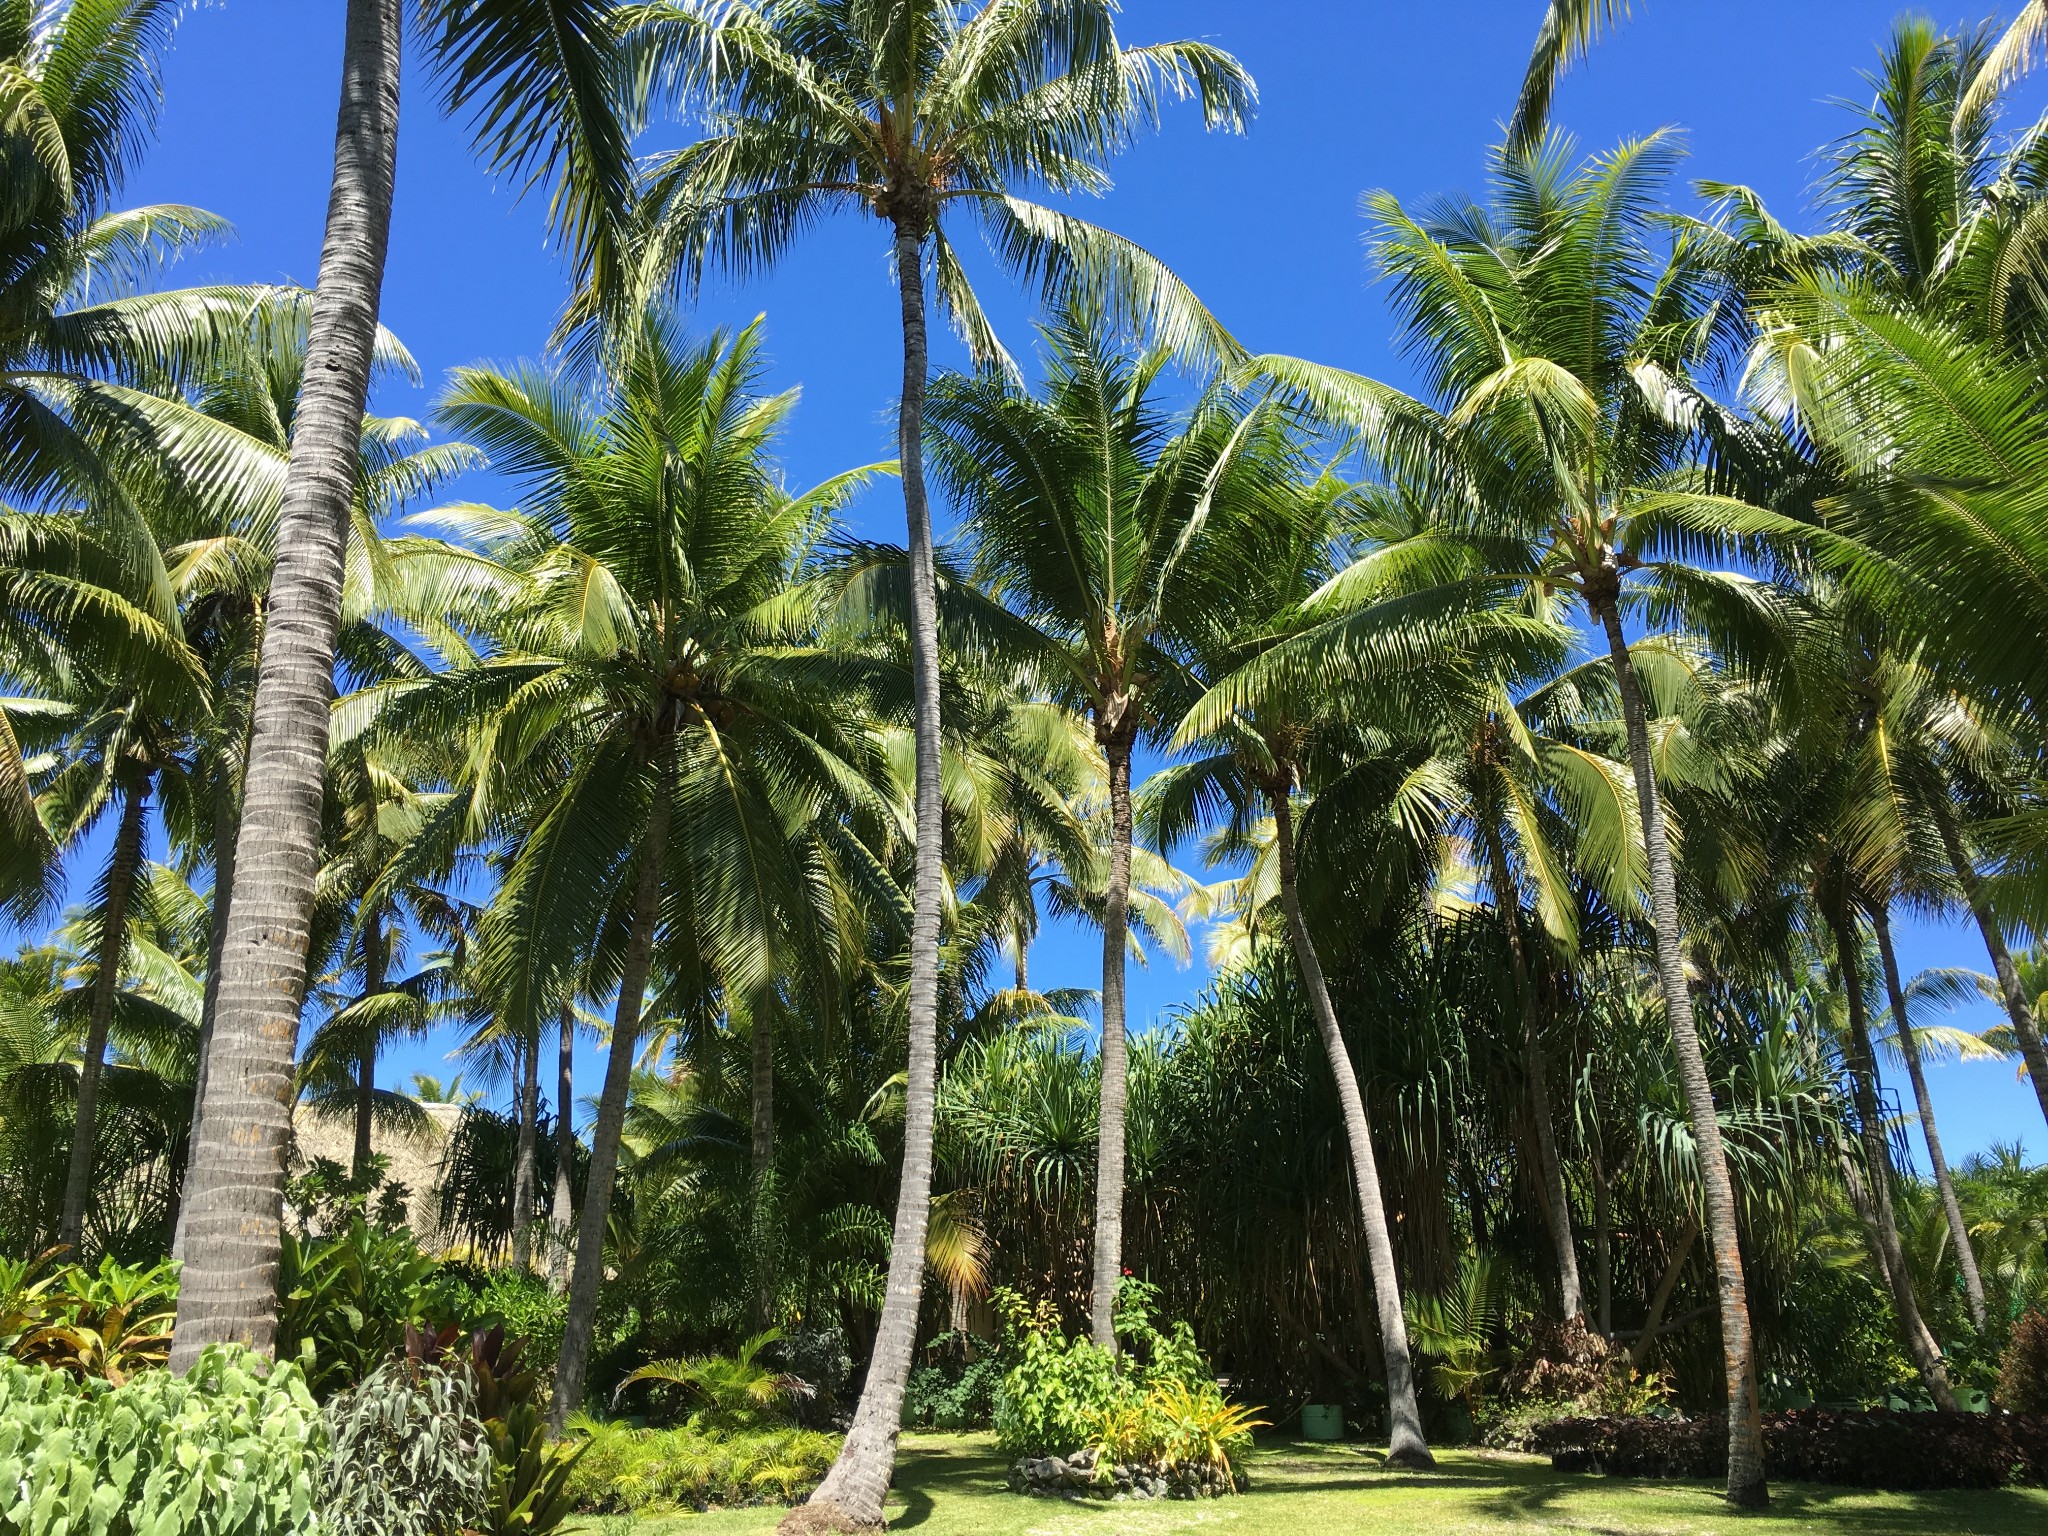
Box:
(1478, 1469), (2048, 1536)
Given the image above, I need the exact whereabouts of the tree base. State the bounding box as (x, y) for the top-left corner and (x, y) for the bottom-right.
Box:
(1385, 1445), (1437, 1471)
(777, 1500), (884, 1536)
(1725, 1477), (1770, 1510)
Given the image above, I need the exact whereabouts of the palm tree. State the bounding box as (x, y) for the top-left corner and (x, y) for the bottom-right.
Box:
(928, 307), (1268, 1349)
(391, 310), (894, 1429)
(1152, 459), (1474, 1468)
(625, 7), (1252, 1517)
(171, 0), (634, 1367)
(1258, 132), (1780, 1505)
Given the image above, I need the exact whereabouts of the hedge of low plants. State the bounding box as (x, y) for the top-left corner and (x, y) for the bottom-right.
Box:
(565, 1419), (841, 1513)
(1534, 1408), (2048, 1489)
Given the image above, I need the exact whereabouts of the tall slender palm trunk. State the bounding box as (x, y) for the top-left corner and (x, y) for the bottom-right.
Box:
(352, 908), (386, 1181)
(792, 220), (946, 1534)
(1270, 785), (1434, 1469)
(173, 766), (241, 1264)
(510, 1023), (541, 1271)
(551, 744), (673, 1431)
(1591, 1151), (1613, 1336)
(1824, 894), (1958, 1410)
(1870, 901), (1986, 1327)
(169, 0), (401, 1371)
(550, 999), (575, 1289)
(1479, 819), (1582, 1320)
(1932, 797), (2048, 1129)
(1593, 593), (1766, 1507)
(1088, 722), (1136, 1350)
(59, 787), (148, 1255)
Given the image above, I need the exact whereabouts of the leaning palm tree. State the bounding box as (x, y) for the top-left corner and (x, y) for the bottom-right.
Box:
(385, 310), (894, 1430)
(928, 307), (1269, 1350)
(1256, 132), (1783, 1505)
(623, 7), (1252, 1521)
(172, 0), (634, 1366)
(1152, 458), (1481, 1469)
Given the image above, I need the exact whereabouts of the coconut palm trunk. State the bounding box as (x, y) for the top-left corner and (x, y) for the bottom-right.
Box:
(1088, 711), (1136, 1350)
(551, 745), (673, 1431)
(1478, 818), (1583, 1320)
(1269, 784), (1433, 1469)
(1931, 797), (2048, 1129)
(173, 768), (241, 1263)
(1870, 900), (1987, 1326)
(58, 787), (149, 1255)
(1592, 593), (1767, 1506)
(1824, 894), (1959, 1409)
(510, 1022), (540, 1271)
(169, 0), (401, 1371)
(1592, 1151), (1613, 1336)
(790, 219), (947, 1534)
(550, 998), (575, 1289)
(352, 907), (386, 1181)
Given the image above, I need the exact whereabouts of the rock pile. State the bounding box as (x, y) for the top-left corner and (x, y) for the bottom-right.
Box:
(1005, 1447), (1242, 1501)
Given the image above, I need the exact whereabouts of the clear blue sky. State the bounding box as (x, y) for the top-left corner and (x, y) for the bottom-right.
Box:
(102, 0), (2039, 1161)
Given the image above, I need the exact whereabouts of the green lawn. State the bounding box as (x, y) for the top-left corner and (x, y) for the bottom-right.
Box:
(567, 1431), (2048, 1536)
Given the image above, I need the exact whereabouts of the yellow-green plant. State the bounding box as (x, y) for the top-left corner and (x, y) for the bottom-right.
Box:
(3, 1253), (176, 1385)
(1145, 1381), (1267, 1478)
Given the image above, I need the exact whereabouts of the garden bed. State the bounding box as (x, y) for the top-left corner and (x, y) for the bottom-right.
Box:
(1534, 1409), (2048, 1489)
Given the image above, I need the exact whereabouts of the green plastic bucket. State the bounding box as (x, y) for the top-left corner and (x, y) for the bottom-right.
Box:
(1300, 1403), (1344, 1441)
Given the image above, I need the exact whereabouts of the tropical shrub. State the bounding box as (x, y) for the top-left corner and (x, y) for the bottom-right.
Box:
(405, 1323), (585, 1536)
(565, 1418), (841, 1513)
(322, 1355), (494, 1536)
(616, 1327), (812, 1431)
(1998, 1311), (2048, 1413)
(0, 1251), (175, 1384)
(0, 1346), (323, 1536)
(277, 1218), (468, 1398)
(991, 1281), (1258, 1476)
(904, 1335), (1003, 1430)
(1536, 1409), (2048, 1489)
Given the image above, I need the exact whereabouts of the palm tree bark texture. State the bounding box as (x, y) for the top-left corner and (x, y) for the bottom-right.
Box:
(1591, 577), (1768, 1507)
(170, 0), (400, 1371)
(1088, 694), (1138, 1351)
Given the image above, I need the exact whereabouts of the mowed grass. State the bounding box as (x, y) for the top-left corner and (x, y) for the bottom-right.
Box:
(565, 1430), (2048, 1536)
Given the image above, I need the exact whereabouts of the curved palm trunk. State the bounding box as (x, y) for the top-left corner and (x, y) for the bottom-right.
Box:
(1478, 819), (1583, 1320)
(1088, 726), (1135, 1350)
(1270, 787), (1433, 1468)
(352, 908), (386, 1181)
(549, 999), (576, 1289)
(1932, 797), (2048, 1130)
(58, 787), (148, 1255)
(1825, 896), (1958, 1410)
(550, 746), (673, 1431)
(789, 220), (946, 1534)
(510, 1023), (540, 1271)
(172, 765), (241, 1264)
(1594, 597), (1766, 1507)
(1870, 901), (1986, 1327)
(168, 0), (401, 1371)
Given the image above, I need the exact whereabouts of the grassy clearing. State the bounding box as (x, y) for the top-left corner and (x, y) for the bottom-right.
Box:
(564, 1431), (2048, 1536)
